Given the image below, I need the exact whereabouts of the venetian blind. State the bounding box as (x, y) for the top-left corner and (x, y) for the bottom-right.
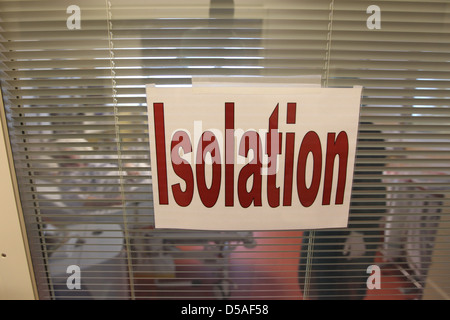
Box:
(0, 0), (449, 300)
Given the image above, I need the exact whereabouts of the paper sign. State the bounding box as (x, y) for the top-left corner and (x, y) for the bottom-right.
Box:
(146, 85), (362, 230)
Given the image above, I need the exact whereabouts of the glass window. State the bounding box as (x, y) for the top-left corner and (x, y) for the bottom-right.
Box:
(1, 0), (449, 300)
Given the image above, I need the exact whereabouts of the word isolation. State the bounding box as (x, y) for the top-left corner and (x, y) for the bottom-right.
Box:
(153, 102), (350, 209)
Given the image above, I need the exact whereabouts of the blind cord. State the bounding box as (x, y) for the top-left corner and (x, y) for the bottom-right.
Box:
(106, 0), (136, 300)
(303, 0), (335, 300)
(322, 0), (335, 89)
(303, 230), (316, 300)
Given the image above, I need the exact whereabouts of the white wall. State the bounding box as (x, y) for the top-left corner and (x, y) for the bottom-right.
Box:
(0, 93), (36, 300)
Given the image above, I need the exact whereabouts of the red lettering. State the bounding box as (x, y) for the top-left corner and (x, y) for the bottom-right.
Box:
(171, 131), (194, 207)
(238, 131), (263, 208)
(283, 132), (295, 206)
(297, 131), (322, 207)
(225, 102), (235, 207)
(154, 102), (351, 210)
(266, 104), (282, 208)
(196, 131), (221, 208)
(286, 102), (296, 124)
(153, 102), (169, 205)
(322, 131), (349, 205)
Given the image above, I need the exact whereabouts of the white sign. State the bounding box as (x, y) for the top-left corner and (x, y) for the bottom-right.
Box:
(146, 85), (362, 230)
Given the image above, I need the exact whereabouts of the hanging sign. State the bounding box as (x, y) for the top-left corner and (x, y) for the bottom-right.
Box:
(146, 85), (362, 230)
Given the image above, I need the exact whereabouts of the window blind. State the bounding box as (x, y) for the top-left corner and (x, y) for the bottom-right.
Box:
(0, 0), (449, 300)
